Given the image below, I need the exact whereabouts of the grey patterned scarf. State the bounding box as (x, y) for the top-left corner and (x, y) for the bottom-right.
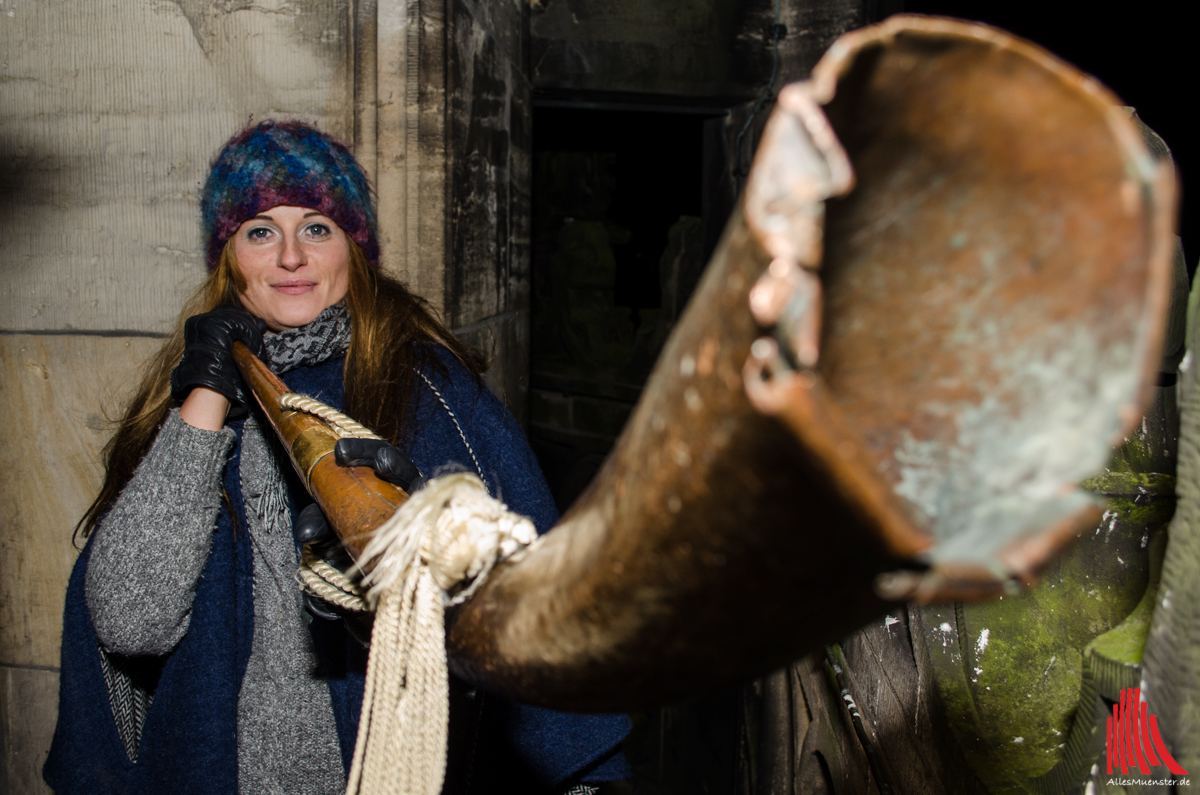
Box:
(262, 302), (352, 374)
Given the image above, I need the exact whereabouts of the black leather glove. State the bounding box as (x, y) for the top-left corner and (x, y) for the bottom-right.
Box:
(294, 503), (353, 622)
(292, 441), (424, 548)
(294, 442), (423, 624)
(295, 502), (335, 547)
(170, 305), (266, 418)
(335, 438), (426, 493)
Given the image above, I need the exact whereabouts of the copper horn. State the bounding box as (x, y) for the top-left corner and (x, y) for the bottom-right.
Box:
(442, 15), (1175, 712)
(235, 15), (1175, 715)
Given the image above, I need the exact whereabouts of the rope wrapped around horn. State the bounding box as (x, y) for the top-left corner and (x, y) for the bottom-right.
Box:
(233, 14), (1176, 718)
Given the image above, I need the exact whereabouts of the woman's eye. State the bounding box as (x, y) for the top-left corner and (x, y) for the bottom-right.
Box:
(246, 226), (274, 241)
(303, 223), (332, 239)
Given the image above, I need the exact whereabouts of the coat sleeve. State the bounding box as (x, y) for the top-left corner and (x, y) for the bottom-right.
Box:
(86, 409), (236, 656)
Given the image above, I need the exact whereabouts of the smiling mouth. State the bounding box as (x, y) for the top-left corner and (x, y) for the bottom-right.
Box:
(272, 281), (317, 295)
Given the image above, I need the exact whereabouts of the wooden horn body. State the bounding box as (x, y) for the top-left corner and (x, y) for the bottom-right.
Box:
(231, 342), (408, 559)
(238, 15), (1175, 714)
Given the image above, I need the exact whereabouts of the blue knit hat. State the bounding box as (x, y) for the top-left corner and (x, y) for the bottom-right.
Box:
(200, 120), (380, 269)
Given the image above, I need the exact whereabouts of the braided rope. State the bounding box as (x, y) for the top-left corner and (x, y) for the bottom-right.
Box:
(279, 392), (382, 440)
(298, 545), (370, 612)
(346, 473), (537, 795)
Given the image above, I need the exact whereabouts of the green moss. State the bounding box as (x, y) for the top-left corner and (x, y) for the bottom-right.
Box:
(1105, 435), (1160, 474)
(936, 492), (1159, 792)
(1087, 527), (1167, 683)
(1079, 471), (1175, 498)
(1088, 594), (1153, 668)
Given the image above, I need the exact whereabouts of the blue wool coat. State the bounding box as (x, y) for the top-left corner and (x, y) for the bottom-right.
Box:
(44, 348), (630, 794)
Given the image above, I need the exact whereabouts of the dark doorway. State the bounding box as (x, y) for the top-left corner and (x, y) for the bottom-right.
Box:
(527, 105), (728, 511)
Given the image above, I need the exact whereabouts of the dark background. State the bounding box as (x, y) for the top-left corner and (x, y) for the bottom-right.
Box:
(533, 108), (706, 313)
(902, 0), (1196, 275)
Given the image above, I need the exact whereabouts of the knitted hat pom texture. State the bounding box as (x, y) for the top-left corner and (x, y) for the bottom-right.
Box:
(201, 120), (380, 269)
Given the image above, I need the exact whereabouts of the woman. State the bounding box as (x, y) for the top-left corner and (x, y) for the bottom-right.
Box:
(44, 121), (630, 794)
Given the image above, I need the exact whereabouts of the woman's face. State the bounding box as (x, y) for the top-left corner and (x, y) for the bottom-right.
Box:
(232, 205), (352, 332)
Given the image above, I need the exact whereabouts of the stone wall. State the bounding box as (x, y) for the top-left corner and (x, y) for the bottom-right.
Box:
(444, 0), (534, 415)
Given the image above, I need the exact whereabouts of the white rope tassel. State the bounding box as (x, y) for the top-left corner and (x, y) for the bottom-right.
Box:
(345, 473), (538, 795)
(274, 392), (536, 793)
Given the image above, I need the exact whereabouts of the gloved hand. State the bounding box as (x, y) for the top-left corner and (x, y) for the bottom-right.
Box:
(294, 503), (352, 622)
(295, 502), (336, 548)
(294, 441), (424, 625)
(170, 305), (266, 418)
(335, 438), (426, 493)
(292, 440), (425, 549)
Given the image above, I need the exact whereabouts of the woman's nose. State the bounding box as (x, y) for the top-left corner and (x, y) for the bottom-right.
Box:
(279, 233), (306, 271)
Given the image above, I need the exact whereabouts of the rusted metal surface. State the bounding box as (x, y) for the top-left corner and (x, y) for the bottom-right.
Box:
(439, 15), (1174, 712)
(232, 342), (409, 559)
(745, 15), (1176, 601)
